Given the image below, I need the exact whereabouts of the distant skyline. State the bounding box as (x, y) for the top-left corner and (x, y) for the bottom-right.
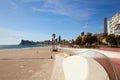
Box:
(0, 0), (120, 44)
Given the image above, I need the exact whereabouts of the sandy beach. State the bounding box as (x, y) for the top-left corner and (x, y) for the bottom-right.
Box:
(0, 46), (119, 80)
(0, 47), (58, 80)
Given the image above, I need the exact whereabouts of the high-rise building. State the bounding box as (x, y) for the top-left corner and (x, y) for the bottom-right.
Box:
(104, 18), (107, 34)
(108, 11), (120, 35)
(58, 35), (61, 43)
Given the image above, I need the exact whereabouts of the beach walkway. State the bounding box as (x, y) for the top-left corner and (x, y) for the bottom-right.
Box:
(50, 53), (67, 80)
(94, 49), (120, 80)
(98, 48), (120, 52)
(60, 47), (120, 80)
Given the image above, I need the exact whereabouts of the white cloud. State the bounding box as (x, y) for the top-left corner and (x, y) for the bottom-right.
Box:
(26, 0), (120, 19)
(0, 27), (50, 44)
(32, 7), (68, 16)
(0, 27), (30, 37)
(30, 0), (73, 16)
(1, 0), (118, 19)
(10, 1), (19, 10)
(21, 0), (94, 18)
(0, 0), (19, 10)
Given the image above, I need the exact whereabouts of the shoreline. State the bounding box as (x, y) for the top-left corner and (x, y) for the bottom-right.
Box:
(0, 45), (51, 51)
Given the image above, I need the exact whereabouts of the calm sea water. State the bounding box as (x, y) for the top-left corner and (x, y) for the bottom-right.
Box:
(0, 44), (48, 50)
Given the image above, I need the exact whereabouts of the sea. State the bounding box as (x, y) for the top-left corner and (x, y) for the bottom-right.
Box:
(0, 44), (48, 50)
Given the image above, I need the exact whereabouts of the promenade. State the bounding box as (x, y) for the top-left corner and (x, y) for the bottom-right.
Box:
(61, 47), (120, 80)
(98, 48), (120, 52)
(94, 49), (120, 80)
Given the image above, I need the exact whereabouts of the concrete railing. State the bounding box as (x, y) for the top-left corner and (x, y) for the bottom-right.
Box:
(63, 55), (109, 80)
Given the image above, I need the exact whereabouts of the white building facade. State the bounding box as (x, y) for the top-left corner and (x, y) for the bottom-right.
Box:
(108, 11), (120, 35)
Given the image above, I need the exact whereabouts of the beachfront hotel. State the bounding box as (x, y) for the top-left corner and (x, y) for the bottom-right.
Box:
(108, 11), (120, 35)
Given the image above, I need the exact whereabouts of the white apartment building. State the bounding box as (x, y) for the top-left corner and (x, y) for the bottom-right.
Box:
(108, 11), (120, 35)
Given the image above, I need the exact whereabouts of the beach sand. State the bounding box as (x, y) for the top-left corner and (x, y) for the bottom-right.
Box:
(0, 47), (58, 80)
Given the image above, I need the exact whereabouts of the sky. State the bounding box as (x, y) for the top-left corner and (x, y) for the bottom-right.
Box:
(0, 0), (120, 44)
